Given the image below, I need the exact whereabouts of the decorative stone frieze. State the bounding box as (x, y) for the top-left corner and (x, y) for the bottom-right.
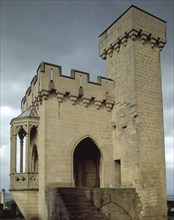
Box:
(100, 30), (166, 60)
(99, 22), (166, 60)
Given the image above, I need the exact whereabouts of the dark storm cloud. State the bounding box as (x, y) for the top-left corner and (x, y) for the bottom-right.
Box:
(1, 1), (118, 108)
(1, 1), (115, 107)
(1, 1), (117, 59)
(0, 0), (173, 194)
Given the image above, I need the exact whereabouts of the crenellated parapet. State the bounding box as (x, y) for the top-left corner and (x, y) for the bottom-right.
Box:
(21, 62), (115, 112)
(99, 6), (166, 59)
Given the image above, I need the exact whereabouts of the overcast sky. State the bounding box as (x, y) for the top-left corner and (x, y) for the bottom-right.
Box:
(0, 0), (173, 195)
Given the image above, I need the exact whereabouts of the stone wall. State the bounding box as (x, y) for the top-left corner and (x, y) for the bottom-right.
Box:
(11, 191), (38, 220)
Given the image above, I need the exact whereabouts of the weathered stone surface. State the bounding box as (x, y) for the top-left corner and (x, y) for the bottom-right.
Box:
(46, 187), (137, 220)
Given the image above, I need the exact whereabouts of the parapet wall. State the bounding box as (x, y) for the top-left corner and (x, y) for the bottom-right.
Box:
(21, 62), (115, 112)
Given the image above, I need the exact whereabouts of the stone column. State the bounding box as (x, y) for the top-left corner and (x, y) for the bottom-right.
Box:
(20, 138), (24, 173)
(1, 188), (5, 210)
(25, 127), (30, 172)
(12, 133), (17, 173)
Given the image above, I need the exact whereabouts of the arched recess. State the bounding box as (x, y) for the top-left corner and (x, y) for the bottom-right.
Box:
(99, 202), (132, 220)
(31, 145), (38, 173)
(73, 137), (101, 187)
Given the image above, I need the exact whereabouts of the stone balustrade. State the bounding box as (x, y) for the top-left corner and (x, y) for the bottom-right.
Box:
(10, 173), (38, 190)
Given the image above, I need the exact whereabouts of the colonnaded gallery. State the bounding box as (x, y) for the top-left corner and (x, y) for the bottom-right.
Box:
(9, 5), (167, 220)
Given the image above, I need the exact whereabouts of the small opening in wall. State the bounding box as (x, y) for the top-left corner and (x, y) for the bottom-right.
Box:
(115, 159), (120, 165)
(49, 80), (56, 93)
(79, 87), (83, 97)
(122, 125), (127, 130)
(114, 159), (121, 186)
(90, 97), (95, 104)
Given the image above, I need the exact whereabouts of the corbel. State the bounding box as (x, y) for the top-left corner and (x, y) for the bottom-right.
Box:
(70, 96), (77, 105)
(82, 98), (90, 107)
(150, 37), (157, 48)
(57, 93), (64, 103)
(94, 100), (102, 110)
(128, 30), (139, 41)
(114, 42), (120, 53)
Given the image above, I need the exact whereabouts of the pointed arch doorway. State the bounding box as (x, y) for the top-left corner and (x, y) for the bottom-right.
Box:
(73, 138), (100, 187)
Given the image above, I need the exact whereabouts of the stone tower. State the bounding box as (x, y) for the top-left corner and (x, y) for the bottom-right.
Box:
(9, 6), (167, 220)
(99, 6), (167, 219)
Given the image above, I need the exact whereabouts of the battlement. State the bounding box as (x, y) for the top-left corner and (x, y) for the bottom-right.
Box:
(21, 62), (115, 111)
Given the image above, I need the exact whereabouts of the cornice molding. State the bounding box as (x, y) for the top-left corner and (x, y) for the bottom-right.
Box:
(100, 29), (166, 60)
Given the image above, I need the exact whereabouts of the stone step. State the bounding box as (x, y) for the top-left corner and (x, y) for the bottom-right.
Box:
(58, 188), (110, 220)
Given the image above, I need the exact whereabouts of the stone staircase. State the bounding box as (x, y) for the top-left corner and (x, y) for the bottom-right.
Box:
(58, 188), (110, 220)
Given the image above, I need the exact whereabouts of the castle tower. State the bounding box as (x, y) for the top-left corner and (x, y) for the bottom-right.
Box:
(99, 5), (167, 220)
